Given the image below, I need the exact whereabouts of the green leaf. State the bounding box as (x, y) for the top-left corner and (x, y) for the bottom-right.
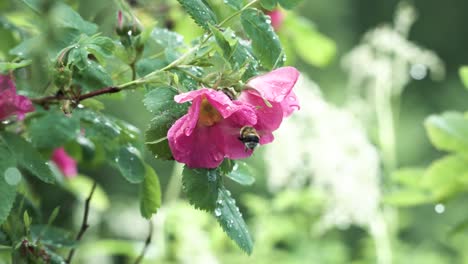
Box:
(30, 225), (76, 248)
(143, 86), (182, 114)
(209, 24), (232, 59)
(28, 111), (81, 149)
(113, 146), (146, 184)
(140, 165), (162, 219)
(182, 167), (221, 211)
(65, 175), (109, 210)
(0, 144), (17, 226)
(73, 59), (113, 92)
(145, 91), (188, 160)
(384, 189), (432, 207)
(0, 60), (31, 72)
(226, 162), (255, 186)
(278, 0), (304, 9)
(1, 132), (55, 184)
(176, 0), (218, 31)
(260, 0), (278, 10)
(241, 8), (284, 70)
(286, 15), (336, 67)
(50, 3), (98, 35)
(423, 155), (468, 200)
(425, 112), (468, 154)
(215, 186), (254, 254)
(391, 168), (425, 187)
(224, 0), (243, 10)
(460, 66), (468, 89)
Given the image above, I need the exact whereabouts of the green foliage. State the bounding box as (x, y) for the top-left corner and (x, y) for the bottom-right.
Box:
(241, 8), (284, 70)
(215, 186), (254, 254)
(425, 112), (468, 154)
(226, 161), (255, 186)
(182, 167), (222, 211)
(260, 0), (304, 10)
(176, 0), (218, 30)
(283, 15), (336, 67)
(224, 0), (242, 10)
(113, 146), (146, 184)
(144, 87), (188, 160)
(0, 145), (17, 226)
(1, 132), (55, 184)
(28, 111), (81, 149)
(139, 165), (162, 219)
(460, 66), (468, 88)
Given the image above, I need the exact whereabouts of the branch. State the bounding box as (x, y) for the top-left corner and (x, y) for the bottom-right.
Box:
(134, 221), (154, 264)
(66, 181), (97, 264)
(31, 87), (120, 107)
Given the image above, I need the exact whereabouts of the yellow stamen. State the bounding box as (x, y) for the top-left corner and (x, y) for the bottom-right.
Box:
(198, 97), (222, 127)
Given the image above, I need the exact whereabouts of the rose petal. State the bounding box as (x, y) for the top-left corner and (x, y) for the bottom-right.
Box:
(238, 91), (283, 132)
(52, 148), (77, 178)
(280, 90), (300, 117)
(246, 66), (300, 103)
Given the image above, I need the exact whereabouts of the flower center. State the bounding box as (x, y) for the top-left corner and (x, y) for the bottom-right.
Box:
(198, 97), (222, 127)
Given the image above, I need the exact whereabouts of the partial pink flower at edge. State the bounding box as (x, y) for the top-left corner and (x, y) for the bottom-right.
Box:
(0, 74), (34, 121)
(51, 148), (78, 178)
(238, 66), (300, 143)
(168, 88), (257, 169)
(266, 9), (284, 31)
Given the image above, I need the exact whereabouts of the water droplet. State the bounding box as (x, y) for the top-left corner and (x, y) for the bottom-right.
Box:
(226, 190), (231, 196)
(184, 127), (191, 136)
(434, 203), (445, 214)
(217, 199), (223, 205)
(4, 167), (22, 186)
(214, 208), (222, 217)
(77, 104), (84, 109)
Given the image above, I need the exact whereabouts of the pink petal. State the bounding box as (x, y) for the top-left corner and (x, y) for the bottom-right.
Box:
(266, 9), (284, 31)
(245, 67), (300, 103)
(169, 88), (259, 168)
(168, 115), (225, 168)
(0, 74), (34, 121)
(51, 148), (78, 178)
(280, 90), (300, 117)
(238, 91), (283, 133)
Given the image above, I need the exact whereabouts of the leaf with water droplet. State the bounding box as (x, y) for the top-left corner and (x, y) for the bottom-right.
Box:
(113, 146), (146, 183)
(241, 8), (284, 70)
(182, 167), (221, 211)
(0, 143), (17, 226)
(1, 132), (55, 184)
(215, 186), (254, 254)
(226, 161), (255, 186)
(176, 0), (218, 31)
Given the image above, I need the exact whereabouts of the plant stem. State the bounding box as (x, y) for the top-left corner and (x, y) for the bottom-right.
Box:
(66, 182), (97, 264)
(134, 221), (154, 264)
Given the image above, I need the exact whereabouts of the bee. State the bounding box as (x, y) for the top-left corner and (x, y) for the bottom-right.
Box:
(239, 126), (260, 151)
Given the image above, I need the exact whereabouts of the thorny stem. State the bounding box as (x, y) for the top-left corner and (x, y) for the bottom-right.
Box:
(134, 221), (154, 264)
(66, 182), (97, 264)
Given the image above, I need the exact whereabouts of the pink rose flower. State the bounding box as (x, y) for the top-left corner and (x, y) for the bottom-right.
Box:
(168, 88), (257, 168)
(51, 147), (78, 178)
(238, 66), (300, 144)
(0, 74), (34, 121)
(266, 9), (284, 31)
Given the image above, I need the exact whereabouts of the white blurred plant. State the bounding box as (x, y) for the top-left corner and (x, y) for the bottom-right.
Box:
(263, 75), (393, 263)
(342, 2), (444, 171)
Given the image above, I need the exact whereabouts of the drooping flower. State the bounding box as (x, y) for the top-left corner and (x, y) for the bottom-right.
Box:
(167, 88), (257, 168)
(238, 66), (300, 144)
(0, 74), (34, 121)
(266, 9), (284, 31)
(51, 147), (78, 178)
